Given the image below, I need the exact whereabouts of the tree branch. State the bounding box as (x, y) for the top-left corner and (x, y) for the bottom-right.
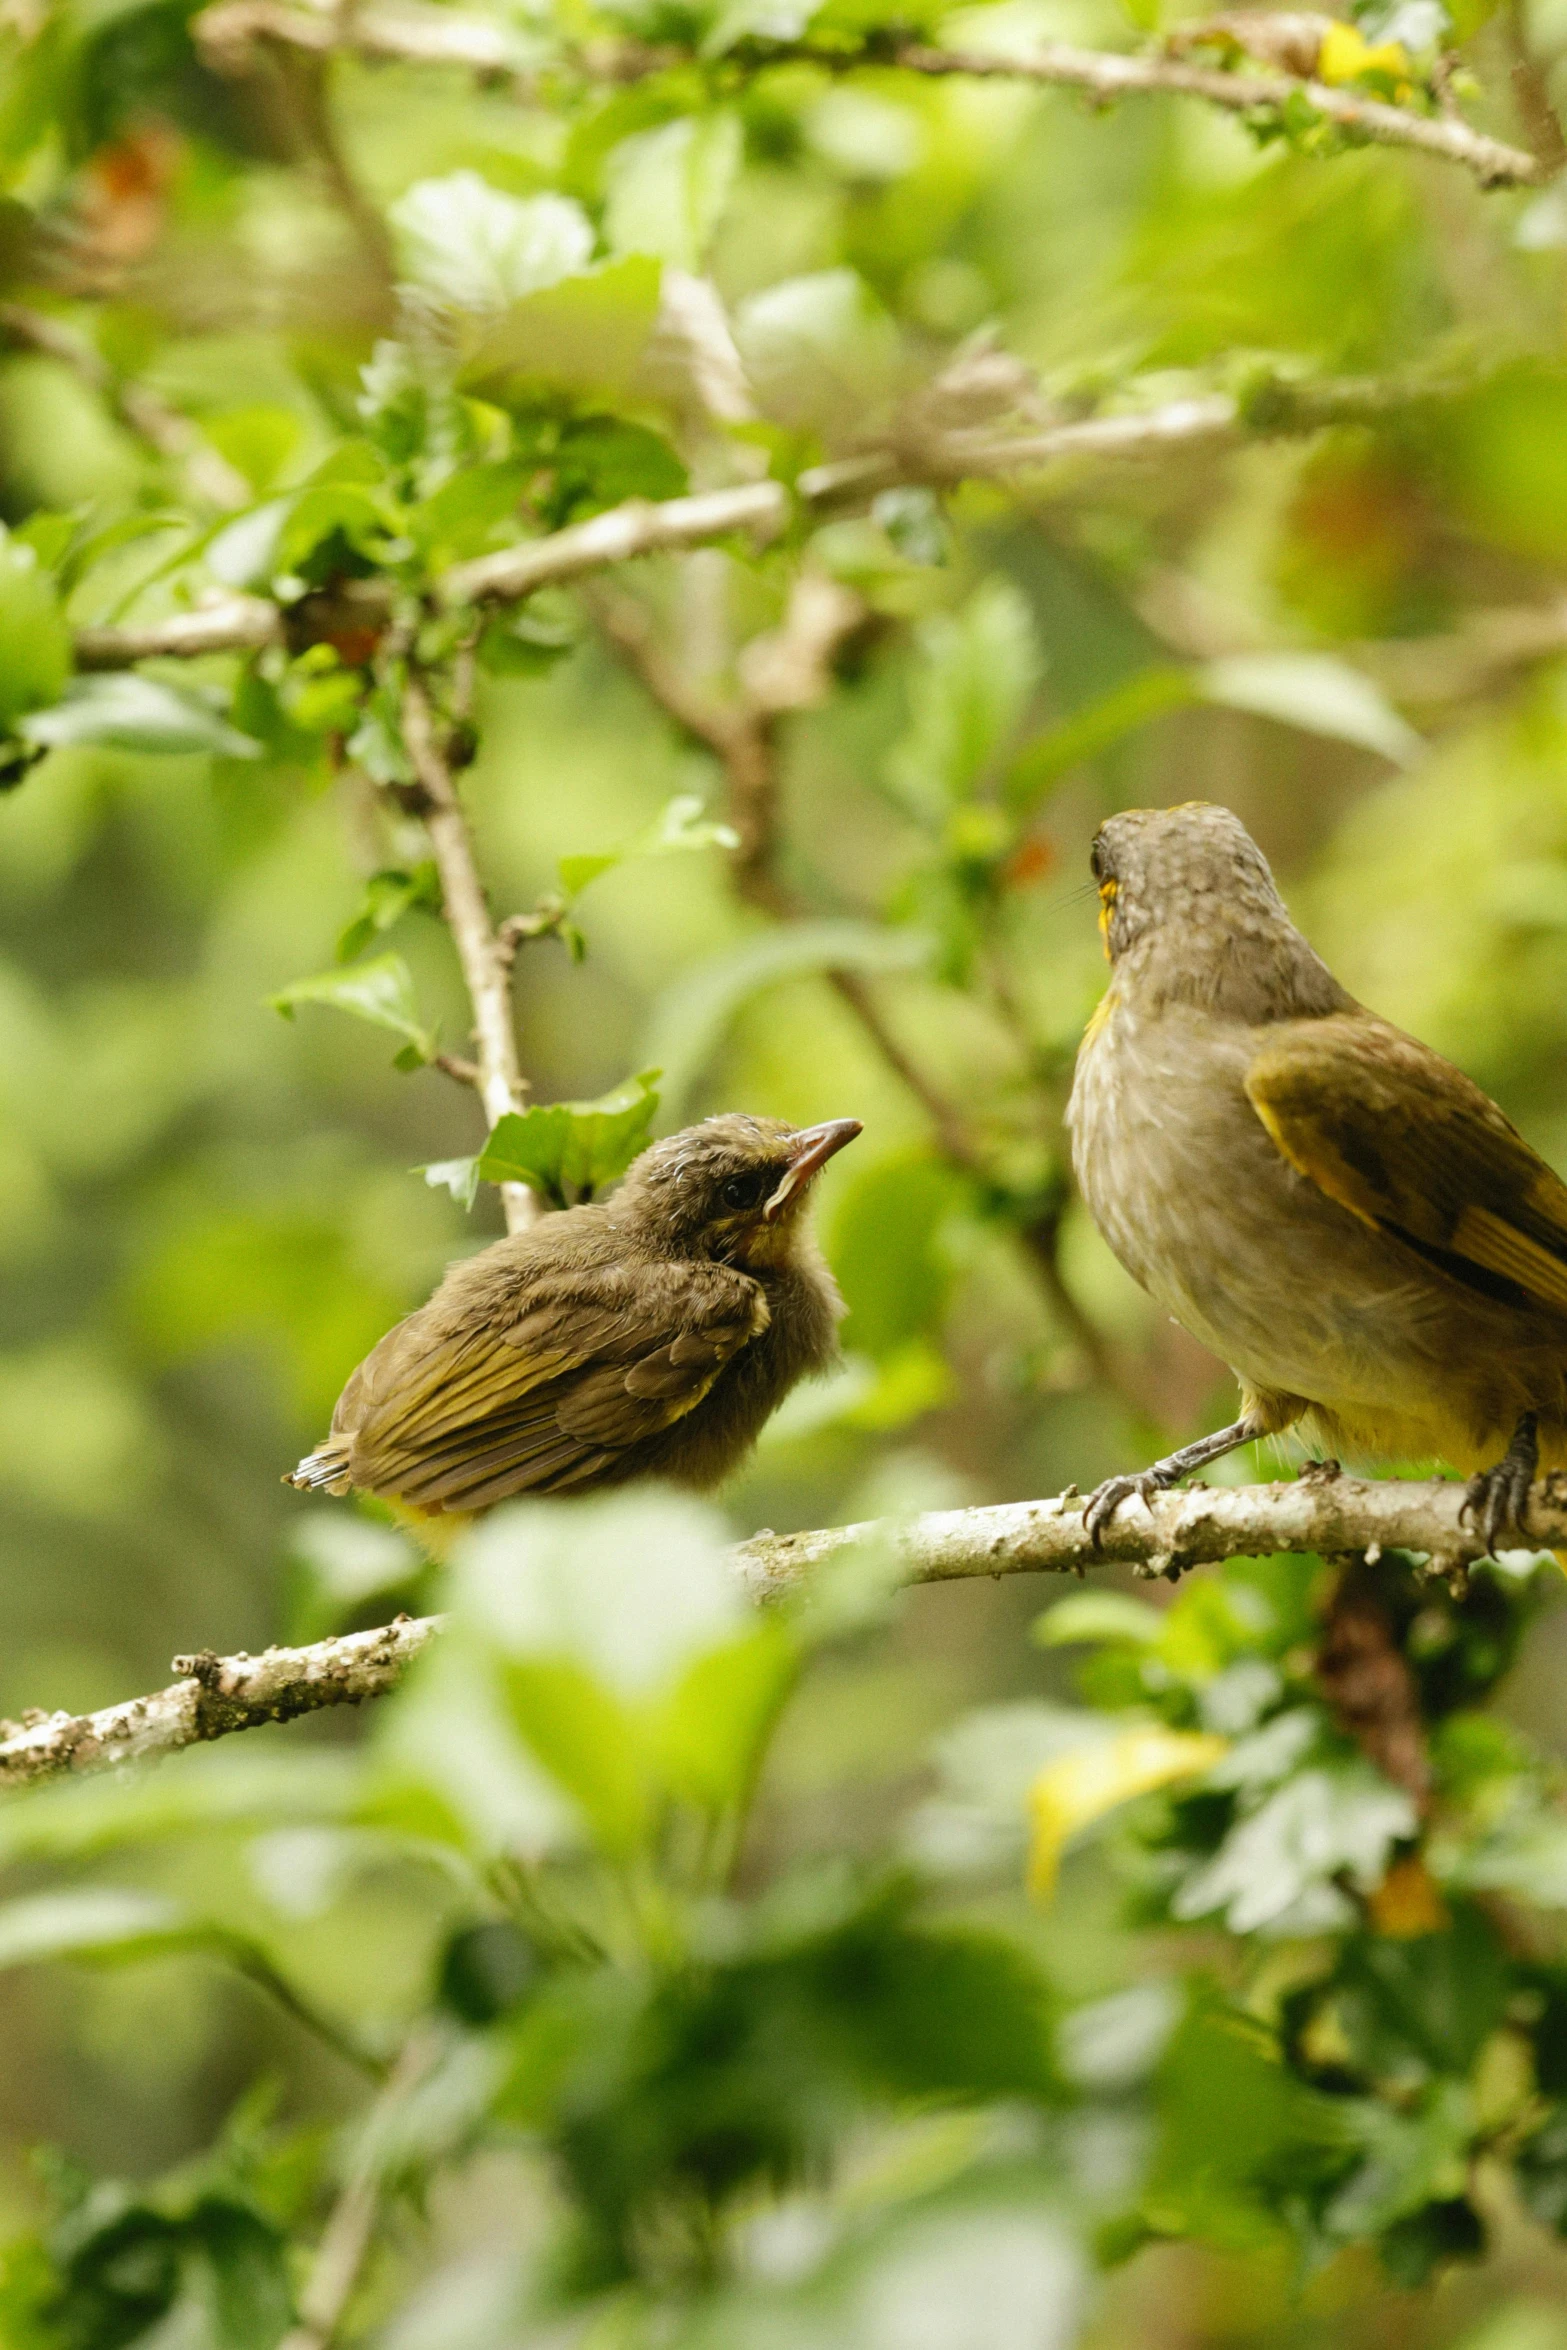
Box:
(2, 1473), (1554, 1790)
(397, 666), (541, 1232)
(189, 1), (1546, 186)
(437, 482), (789, 611)
(72, 597), (284, 669)
(0, 1614), (440, 1790)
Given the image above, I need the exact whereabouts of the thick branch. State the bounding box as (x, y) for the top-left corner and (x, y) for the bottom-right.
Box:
(1, 1475), (1552, 1789)
(0, 1615), (440, 1789)
(398, 669), (540, 1231)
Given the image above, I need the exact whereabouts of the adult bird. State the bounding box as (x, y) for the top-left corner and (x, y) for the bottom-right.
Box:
(288, 1113), (860, 1532)
(1068, 801), (1567, 1548)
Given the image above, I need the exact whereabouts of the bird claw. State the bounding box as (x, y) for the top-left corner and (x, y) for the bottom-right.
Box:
(1084, 1469), (1169, 1547)
(1461, 1418), (1538, 1555)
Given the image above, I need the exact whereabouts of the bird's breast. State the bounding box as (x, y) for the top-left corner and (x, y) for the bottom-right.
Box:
(1068, 999), (1493, 1422)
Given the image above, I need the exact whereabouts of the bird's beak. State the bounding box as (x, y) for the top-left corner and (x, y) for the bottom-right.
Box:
(763, 1118), (862, 1220)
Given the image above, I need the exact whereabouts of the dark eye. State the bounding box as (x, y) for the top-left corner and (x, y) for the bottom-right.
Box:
(1089, 837), (1104, 879)
(721, 1170), (767, 1212)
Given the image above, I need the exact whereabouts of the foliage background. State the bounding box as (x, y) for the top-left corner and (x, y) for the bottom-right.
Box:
(11, 0), (1567, 2341)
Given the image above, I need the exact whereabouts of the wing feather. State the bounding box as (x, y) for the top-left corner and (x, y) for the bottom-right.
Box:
(1245, 1014), (1567, 1318)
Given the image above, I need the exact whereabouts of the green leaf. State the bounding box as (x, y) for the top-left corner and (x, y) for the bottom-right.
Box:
(1005, 666), (1197, 813)
(19, 675), (263, 759)
(559, 792), (739, 897)
(603, 113), (743, 272)
(336, 863), (442, 962)
(420, 1153), (482, 1209)
(885, 579), (1043, 822)
(652, 1620), (800, 1812)
(1033, 1591), (1167, 1647)
(1198, 653), (1422, 767)
(830, 1149), (969, 1359)
(645, 919), (933, 1117)
(391, 175), (595, 312)
(464, 257), (666, 409)
(0, 529), (69, 730)
(0, 1889), (189, 1968)
(475, 1067), (660, 1207)
(503, 1658), (655, 1853)
(269, 952), (437, 1066)
(1171, 1763), (1418, 1934)
(735, 267), (902, 436)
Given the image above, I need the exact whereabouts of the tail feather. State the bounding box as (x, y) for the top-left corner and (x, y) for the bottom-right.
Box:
(284, 1445), (353, 1496)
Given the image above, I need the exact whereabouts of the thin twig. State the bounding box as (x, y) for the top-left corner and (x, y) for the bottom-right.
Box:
(438, 482), (789, 610)
(1, 1473), (1555, 1786)
(73, 597), (284, 668)
(398, 666), (540, 1231)
(280, 2031), (435, 2350)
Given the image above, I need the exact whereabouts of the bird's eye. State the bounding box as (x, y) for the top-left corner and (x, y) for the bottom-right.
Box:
(721, 1170), (767, 1212)
(1089, 838), (1104, 879)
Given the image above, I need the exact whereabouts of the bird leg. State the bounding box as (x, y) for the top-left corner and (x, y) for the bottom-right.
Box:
(1084, 1415), (1266, 1547)
(1461, 1411), (1538, 1553)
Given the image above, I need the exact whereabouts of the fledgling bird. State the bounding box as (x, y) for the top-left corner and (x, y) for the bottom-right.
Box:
(1068, 802), (1567, 1549)
(287, 1113), (861, 1527)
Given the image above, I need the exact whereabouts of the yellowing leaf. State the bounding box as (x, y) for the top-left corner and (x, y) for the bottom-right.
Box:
(1027, 1727), (1228, 1896)
(1316, 22), (1411, 86)
(1366, 1854), (1450, 1938)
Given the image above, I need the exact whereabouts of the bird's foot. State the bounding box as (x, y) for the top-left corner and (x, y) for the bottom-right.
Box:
(1084, 1468), (1173, 1547)
(1461, 1412), (1539, 1554)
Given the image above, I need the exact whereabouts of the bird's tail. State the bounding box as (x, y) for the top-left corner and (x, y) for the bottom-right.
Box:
(284, 1444), (353, 1496)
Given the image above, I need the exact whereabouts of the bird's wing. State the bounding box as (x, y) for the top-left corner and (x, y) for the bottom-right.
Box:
(1244, 1013), (1567, 1314)
(340, 1259), (770, 1511)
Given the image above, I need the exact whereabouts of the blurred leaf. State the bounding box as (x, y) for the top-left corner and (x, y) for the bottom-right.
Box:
(1172, 1763), (1418, 1935)
(604, 114), (743, 271)
(336, 863), (442, 962)
(0, 530), (69, 731)
(474, 1067), (660, 1207)
(0, 1889), (188, 1968)
(831, 1151), (969, 1359)
(1028, 1725), (1229, 1894)
(269, 952), (437, 1067)
(646, 920), (933, 1115)
(1199, 653), (1422, 766)
(391, 174), (595, 311)
(559, 792), (738, 896)
(1033, 1591), (1166, 1647)
(886, 579), (1043, 822)
(653, 1620), (800, 1811)
(1006, 666), (1195, 812)
(20, 675), (262, 758)
(503, 1659), (655, 1853)
(465, 258), (666, 408)
(735, 268), (902, 435)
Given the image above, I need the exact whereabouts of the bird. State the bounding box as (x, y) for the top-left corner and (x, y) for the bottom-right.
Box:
(286, 1113), (861, 1531)
(1067, 801), (1567, 1552)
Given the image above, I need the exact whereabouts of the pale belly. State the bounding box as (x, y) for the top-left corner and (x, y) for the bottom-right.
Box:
(1067, 999), (1483, 1433)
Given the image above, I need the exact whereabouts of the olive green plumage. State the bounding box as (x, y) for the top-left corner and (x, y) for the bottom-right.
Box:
(287, 1113), (860, 1524)
(1068, 802), (1567, 1544)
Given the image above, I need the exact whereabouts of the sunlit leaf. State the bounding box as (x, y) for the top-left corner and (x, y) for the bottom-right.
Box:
(0, 530), (69, 730)
(474, 1068), (660, 1206)
(558, 792), (738, 898)
(604, 114), (743, 273)
(392, 175), (595, 312)
(1028, 1724), (1229, 1895)
(1199, 653), (1423, 767)
(20, 676), (262, 759)
(269, 952), (437, 1066)
(336, 863), (442, 963)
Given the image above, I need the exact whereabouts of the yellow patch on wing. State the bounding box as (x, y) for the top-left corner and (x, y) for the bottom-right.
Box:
(1245, 1085), (1384, 1229)
(1027, 1726), (1228, 1896)
(1452, 1205), (1567, 1313)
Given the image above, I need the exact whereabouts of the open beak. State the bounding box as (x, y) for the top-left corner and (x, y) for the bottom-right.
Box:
(763, 1118), (862, 1221)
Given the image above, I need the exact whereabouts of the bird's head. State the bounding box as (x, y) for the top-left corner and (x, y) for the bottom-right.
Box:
(1087, 802), (1349, 1020)
(614, 1113), (863, 1268)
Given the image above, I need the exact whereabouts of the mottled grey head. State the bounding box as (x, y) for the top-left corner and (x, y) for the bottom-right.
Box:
(613, 1112), (862, 1265)
(1088, 802), (1349, 1020)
